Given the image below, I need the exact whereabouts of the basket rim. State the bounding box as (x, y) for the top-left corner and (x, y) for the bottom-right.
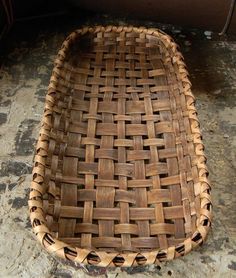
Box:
(28, 25), (212, 267)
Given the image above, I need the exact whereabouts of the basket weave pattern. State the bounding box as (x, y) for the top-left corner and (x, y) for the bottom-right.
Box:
(29, 26), (212, 267)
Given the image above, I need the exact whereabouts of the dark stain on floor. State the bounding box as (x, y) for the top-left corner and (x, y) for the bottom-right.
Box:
(24, 218), (32, 229)
(0, 97), (11, 107)
(0, 161), (32, 177)
(5, 87), (18, 97)
(14, 217), (24, 223)
(123, 266), (155, 275)
(51, 270), (73, 278)
(228, 261), (236, 271)
(0, 183), (6, 193)
(8, 195), (28, 209)
(228, 250), (236, 255)
(15, 119), (38, 156)
(8, 182), (17, 191)
(35, 88), (46, 102)
(0, 113), (7, 125)
(84, 265), (107, 276)
(200, 255), (216, 264)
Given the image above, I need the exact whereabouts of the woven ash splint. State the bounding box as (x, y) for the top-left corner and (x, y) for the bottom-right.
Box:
(29, 26), (212, 267)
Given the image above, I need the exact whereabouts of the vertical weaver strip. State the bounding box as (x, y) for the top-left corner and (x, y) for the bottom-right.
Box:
(58, 62), (78, 238)
(169, 59), (193, 238)
(81, 38), (99, 248)
(131, 32), (150, 239)
(117, 30), (131, 250)
(154, 41), (185, 239)
(96, 31), (116, 244)
(143, 36), (168, 249)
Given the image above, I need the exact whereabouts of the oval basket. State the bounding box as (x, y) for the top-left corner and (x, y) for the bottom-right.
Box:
(29, 26), (212, 267)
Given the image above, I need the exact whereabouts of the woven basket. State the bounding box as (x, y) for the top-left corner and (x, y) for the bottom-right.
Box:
(29, 26), (212, 267)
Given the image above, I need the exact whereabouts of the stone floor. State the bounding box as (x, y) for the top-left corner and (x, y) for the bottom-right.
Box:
(0, 14), (236, 278)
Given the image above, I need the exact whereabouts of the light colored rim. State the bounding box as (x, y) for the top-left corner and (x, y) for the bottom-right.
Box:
(28, 25), (212, 267)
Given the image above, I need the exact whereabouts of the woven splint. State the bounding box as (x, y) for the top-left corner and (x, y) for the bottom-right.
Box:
(29, 26), (212, 267)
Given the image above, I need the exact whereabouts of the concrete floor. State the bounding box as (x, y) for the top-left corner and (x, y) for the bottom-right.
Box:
(0, 15), (236, 278)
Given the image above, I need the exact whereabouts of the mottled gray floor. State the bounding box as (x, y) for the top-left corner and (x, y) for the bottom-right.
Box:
(0, 15), (236, 278)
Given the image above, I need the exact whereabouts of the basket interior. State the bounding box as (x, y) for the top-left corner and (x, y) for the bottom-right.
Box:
(42, 29), (200, 254)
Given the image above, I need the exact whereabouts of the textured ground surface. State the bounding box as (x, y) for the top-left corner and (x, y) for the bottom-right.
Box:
(0, 15), (236, 278)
